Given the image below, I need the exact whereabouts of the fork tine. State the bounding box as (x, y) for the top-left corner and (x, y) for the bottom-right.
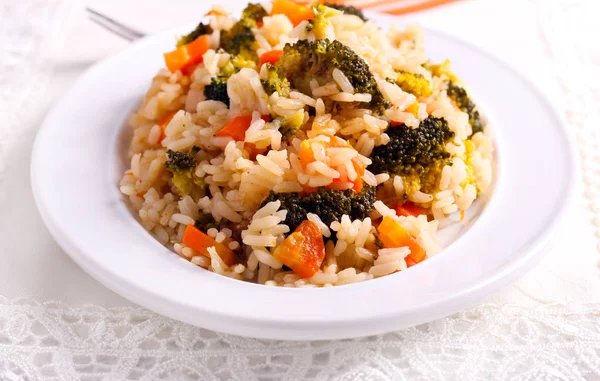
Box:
(88, 15), (140, 42)
(86, 7), (146, 41)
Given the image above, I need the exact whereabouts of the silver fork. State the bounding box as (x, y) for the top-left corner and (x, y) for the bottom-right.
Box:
(86, 7), (146, 41)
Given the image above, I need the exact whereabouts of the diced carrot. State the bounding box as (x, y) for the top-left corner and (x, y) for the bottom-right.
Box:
(205, 9), (225, 16)
(245, 143), (268, 160)
(393, 202), (428, 218)
(298, 140), (316, 169)
(156, 111), (177, 143)
(158, 111), (177, 128)
(215, 115), (270, 141)
(272, 220), (325, 277)
(182, 224), (237, 266)
(259, 50), (285, 67)
(377, 215), (427, 264)
(270, 0), (314, 26)
(301, 185), (318, 194)
(405, 102), (419, 117)
(351, 159), (365, 192)
(163, 35), (209, 73)
(216, 116), (253, 141)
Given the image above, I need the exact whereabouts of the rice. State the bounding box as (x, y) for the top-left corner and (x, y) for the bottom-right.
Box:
(119, 1), (493, 288)
(332, 68), (354, 93)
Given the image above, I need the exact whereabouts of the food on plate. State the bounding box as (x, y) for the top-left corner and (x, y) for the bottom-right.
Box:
(119, 1), (494, 287)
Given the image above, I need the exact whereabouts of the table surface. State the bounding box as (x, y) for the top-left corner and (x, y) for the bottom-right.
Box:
(1, 0), (599, 379)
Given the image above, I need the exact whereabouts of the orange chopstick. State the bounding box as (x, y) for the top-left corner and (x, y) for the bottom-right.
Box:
(372, 0), (460, 15)
(289, 0), (459, 15)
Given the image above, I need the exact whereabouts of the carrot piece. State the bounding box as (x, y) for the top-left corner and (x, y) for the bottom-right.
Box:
(259, 50), (285, 67)
(205, 9), (225, 16)
(163, 35), (209, 73)
(245, 143), (268, 159)
(215, 116), (253, 141)
(270, 0), (314, 26)
(182, 225), (237, 266)
(158, 111), (177, 128)
(377, 215), (427, 264)
(393, 202), (428, 218)
(272, 220), (325, 277)
(156, 111), (177, 142)
(301, 185), (319, 194)
(216, 115), (270, 141)
(298, 140), (316, 169)
(351, 159), (365, 192)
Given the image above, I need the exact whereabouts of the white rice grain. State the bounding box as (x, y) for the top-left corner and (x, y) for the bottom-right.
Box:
(170, 213), (195, 226)
(253, 248), (283, 269)
(353, 93), (372, 103)
(329, 92), (355, 102)
(332, 68), (354, 93)
(290, 91), (317, 107)
(307, 213), (332, 238)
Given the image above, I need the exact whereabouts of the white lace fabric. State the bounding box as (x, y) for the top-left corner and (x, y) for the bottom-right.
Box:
(1, 0), (600, 379)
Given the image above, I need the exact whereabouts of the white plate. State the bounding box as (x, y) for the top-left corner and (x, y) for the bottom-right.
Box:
(31, 14), (578, 340)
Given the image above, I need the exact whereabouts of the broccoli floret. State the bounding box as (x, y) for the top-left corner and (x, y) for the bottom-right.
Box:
(349, 185), (376, 221)
(447, 81), (483, 135)
(204, 77), (230, 107)
(220, 28), (257, 60)
(177, 22), (213, 47)
(424, 59), (457, 82)
(194, 212), (220, 232)
(306, 4), (341, 40)
(395, 71), (432, 98)
(241, 3), (268, 23)
(219, 4), (266, 67)
(368, 116), (454, 194)
(260, 186), (376, 233)
(279, 109), (304, 139)
(324, 2), (367, 21)
(260, 63), (291, 97)
(261, 192), (308, 234)
(165, 146), (204, 195)
(278, 39), (390, 115)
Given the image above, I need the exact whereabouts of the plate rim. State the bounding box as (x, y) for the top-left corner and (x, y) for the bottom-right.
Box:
(31, 16), (580, 340)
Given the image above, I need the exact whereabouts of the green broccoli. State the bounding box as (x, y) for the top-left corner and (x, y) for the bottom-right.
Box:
(177, 22), (213, 47)
(260, 63), (291, 97)
(194, 212), (220, 232)
(278, 39), (390, 115)
(324, 2), (367, 21)
(424, 59), (457, 82)
(219, 4), (267, 69)
(260, 186), (376, 233)
(204, 77), (230, 107)
(306, 4), (341, 39)
(368, 116), (454, 194)
(395, 71), (432, 98)
(241, 3), (268, 22)
(165, 146), (204, 195)
(279, 109), (304, 139)
(220, 28), (258, 61)
(446, 81), (483, 135)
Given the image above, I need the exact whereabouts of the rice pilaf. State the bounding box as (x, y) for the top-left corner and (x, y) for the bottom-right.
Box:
(119, 0), (493, 287)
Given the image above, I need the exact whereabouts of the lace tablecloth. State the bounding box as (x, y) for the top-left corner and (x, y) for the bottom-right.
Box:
(2, 0), (599, 379)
